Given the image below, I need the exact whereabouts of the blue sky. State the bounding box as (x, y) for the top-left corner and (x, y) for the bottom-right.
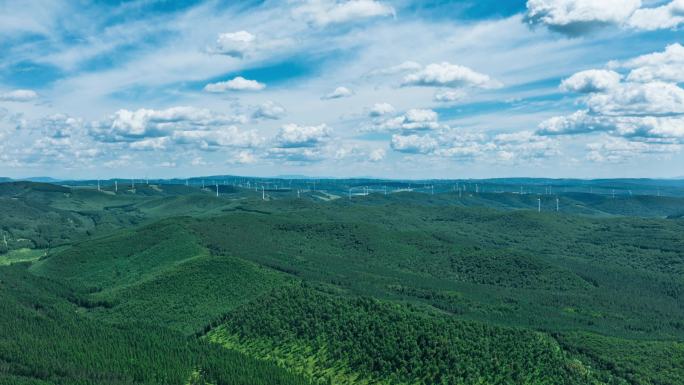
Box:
(0, 0), (683, 179)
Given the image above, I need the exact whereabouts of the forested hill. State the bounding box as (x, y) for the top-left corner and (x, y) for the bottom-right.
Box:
(1, 181), (683, 384)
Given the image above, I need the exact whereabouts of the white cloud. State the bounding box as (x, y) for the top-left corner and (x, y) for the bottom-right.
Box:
(0, 89), (39, 102)
(587, 137), (681, 163)
(433, 89), (466, 102)
(91, 106), (247, 141)
(293, 0), (394, 26)
(211, 30), (255, 57)
(618, 43), (684, 83)
(538, 110), (610, 136)
(560, 69), (621, 93)
(204, 76), (265, 92)
(253, 101), (286, 120)
(369, 108), (442, 132)
(267, 147), (326, 163)
(526, 0), (684, 33)
(171, 126), (263, 150)
(129, 137), (170, 151)
(367, 61), (422, 77)
(322, 86), (354, 100)
(585, 82), (684, 116)
(538, 110), (684, 141)
(391, 134), (438, 154)
(538, 45), (684, 150)
(37, 114), (84, 138)
(275, 123), (331, 148)
(628, 0), (684, 31)
(525, 0), (642, 34)
(368, 147), (386, 162)
(228, 150), (258, 164)
(368, 102), (395, 117)
(401, 62), (500, 89)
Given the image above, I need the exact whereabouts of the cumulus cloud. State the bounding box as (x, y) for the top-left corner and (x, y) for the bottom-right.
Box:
(525, 0), (641, 34)
(539, 45), (684, 148)
(322, 86), (353, 100)
(433, 89), (466, 102)
(401, 62), (500, 89)
(204, 76), (265, 92)
(391, 134), (438, 154)
(617, 43), (684, 83)
(129, 137), (170, 151)
(229, 150), (258, 164)
(253, 101), (286, 120)
(274, 123), (331, 148)
(628, 0), (684, 31)
(38, 114), (84, 138)
(391, 129), (559, 163)
(526, 0), (684, 34)
(587, 137), (682, 163)
(293, 0), (394, 26)
(210, 30), (255, 57)
(539, 112), (684, 141)
(560, 69), (621, 93)
(369, 108), (442, 132)
(368, 102), (395, 117)
(368, 147), (386, 162)
(584, 82), (684, 116)
(171, 126), (263, 151)
(90, 106), (247, 142)
(0, 89), (38, 102)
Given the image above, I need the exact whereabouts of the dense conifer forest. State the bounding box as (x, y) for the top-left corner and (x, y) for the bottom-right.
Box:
(1, 180), (683, 384)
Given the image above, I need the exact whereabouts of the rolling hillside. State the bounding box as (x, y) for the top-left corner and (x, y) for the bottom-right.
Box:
(1, 181), (683, 384)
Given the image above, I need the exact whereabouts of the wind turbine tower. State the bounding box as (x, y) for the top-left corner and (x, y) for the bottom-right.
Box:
(556, 197), (559, 212)
(262, 186), (265, 201)
(115, 180), (118, 192)
(216, 184), (219, 197)
(538, 197), (541, 213)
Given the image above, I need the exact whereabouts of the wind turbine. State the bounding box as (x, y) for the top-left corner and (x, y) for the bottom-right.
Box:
(537, 197), (541, 212)
(216, 183), (219, 197)
(97, 179), (100, 192)
(115, 180), (118, 192)
(556, 197), (559, 212)
(262, 186), (265, 201)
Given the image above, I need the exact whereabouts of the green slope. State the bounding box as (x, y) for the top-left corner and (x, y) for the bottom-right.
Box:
(0, 264), (310, 385)
(208, 285), (601, 385)
(90, 254), (294, 334)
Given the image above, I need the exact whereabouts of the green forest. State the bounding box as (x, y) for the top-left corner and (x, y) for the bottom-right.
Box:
(1, 181), (683, 384)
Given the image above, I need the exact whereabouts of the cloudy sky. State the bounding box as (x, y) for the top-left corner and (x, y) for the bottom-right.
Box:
(1, 0), (683, 179)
